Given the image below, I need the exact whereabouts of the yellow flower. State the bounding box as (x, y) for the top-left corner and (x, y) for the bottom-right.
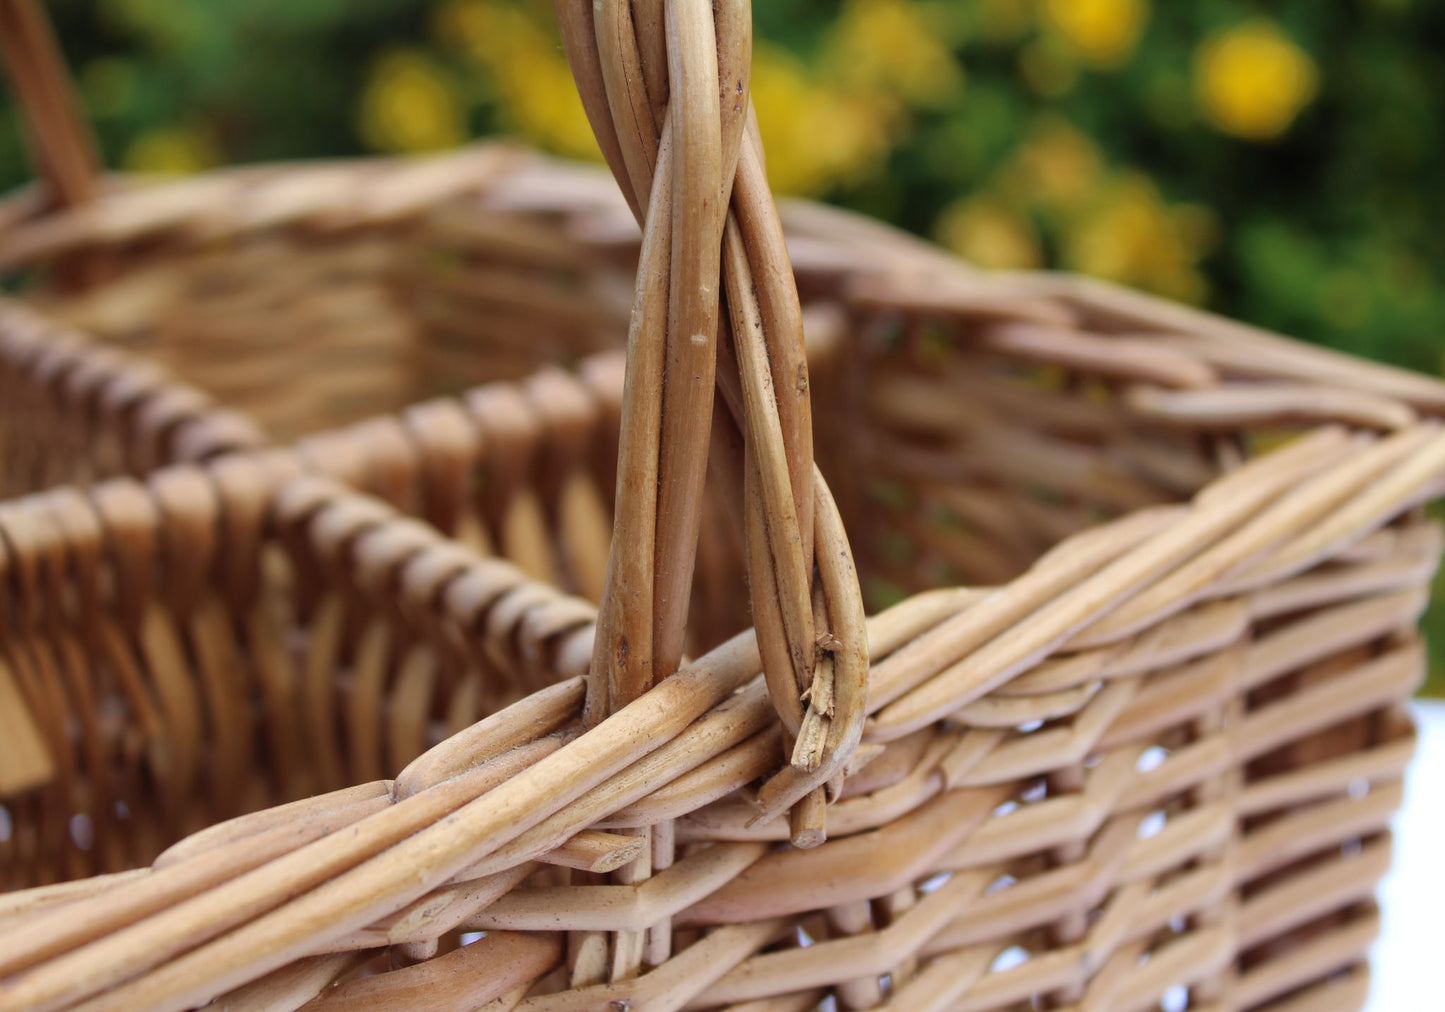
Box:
(823, 0), (964, 108)
(430, 1), (598, 161)
(1010, 116), (1102, 211)
(358, 49), (465, 153)
(432, 0), (491, 58)
(751, 43), (893, 196)
(1042, 0), (1149, 69)
(936, 198), (1041, 270)
(1061, 174), (1212, 302)
(1195, 21), (1319, 141)
(501, 55), (600, 161)
(123, 126), (218, 175)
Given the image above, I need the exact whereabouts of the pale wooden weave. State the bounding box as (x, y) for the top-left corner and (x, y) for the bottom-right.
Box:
(0, 419), (1435, 1011)
(0, 0), (1443, 1010)
(0, 145), (945, 491)
(0, 144), (622, 451)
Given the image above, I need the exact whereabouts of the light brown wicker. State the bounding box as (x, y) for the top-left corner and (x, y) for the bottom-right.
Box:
(2, 2), (1444, 1011)
(0, 135), (944, 498)
(0, 7), (629, 465)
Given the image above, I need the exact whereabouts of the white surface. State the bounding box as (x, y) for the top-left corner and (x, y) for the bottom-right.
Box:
(1366, 700), (1445, 1011)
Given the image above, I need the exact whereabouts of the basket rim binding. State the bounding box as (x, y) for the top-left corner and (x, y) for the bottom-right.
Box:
(0, 298), (268, 472)
(4, 139), (1445, 415)
(0, 141), (969, 494)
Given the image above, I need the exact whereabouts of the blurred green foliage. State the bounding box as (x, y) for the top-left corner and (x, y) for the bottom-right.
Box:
(3, 0), (1444, 689)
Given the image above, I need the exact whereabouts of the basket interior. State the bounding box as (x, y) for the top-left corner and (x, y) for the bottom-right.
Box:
(2, 149), (640, 445)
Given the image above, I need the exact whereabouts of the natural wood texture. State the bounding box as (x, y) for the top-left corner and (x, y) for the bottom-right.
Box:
(0, 0), (98, 209)
(0, 1), (1442, 1010)
(0, 438), (1432, 1009)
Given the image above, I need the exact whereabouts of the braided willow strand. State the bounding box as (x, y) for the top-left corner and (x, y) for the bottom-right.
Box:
(557, 0), (868, 841)
(558, 0), (740, 718)
(559, 4), (742, 980)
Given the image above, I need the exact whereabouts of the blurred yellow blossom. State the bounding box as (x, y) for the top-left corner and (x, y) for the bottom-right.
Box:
(823, 0), (965, 108)
(494, 54), (599, 161)
(936, 198), (1041, 269)
(432, 0), (491, 56)
(752, 43), (894, 196)
(358, 49), (465, 153)
(1010, 116), (1102, 211)
(123, 125), (218, 175)
(1195, 21), (1318, 141)
(1061, 174), (1213, 302)
(431, 0), (598, 160)
(1042, 0), (1149, 69)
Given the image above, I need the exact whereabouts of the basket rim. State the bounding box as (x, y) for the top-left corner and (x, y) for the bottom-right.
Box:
(4, 144), (1444, 421)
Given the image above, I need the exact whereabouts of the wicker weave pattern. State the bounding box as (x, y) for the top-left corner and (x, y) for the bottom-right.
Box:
(3, 273), (1444, 1010)
(4, 170), (1445, 1009)
(0, 144), (639, 452)
(0, 416), (1433, 1009)
(3, 0), (1445, 1007)
(0, 142), (968, 503)
(0, 299), (267, 498)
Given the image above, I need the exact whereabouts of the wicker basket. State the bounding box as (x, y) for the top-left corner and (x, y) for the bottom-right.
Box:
(2, 2), (1444, 1010)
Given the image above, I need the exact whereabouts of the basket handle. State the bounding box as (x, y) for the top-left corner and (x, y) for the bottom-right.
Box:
(557, 0), (868, 838)
(0, 0), (99, 208)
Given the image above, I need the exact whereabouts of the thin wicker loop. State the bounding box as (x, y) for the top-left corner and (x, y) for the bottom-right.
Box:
(557, 0), (869, 840)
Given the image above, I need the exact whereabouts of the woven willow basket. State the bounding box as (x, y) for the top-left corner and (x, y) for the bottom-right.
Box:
(3, 2), (1445, 1011)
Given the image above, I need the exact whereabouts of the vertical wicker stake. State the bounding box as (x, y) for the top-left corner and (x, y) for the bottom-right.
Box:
(554, 0), (867, 983)
(556, 0), (868, 980)
(557, 0), (868, 838)
(0, 0), (98, 209)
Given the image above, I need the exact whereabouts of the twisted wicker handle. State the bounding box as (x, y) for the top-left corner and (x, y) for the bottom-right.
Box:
(0, 0), (98, 208)
(556, 0), (868, 838)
